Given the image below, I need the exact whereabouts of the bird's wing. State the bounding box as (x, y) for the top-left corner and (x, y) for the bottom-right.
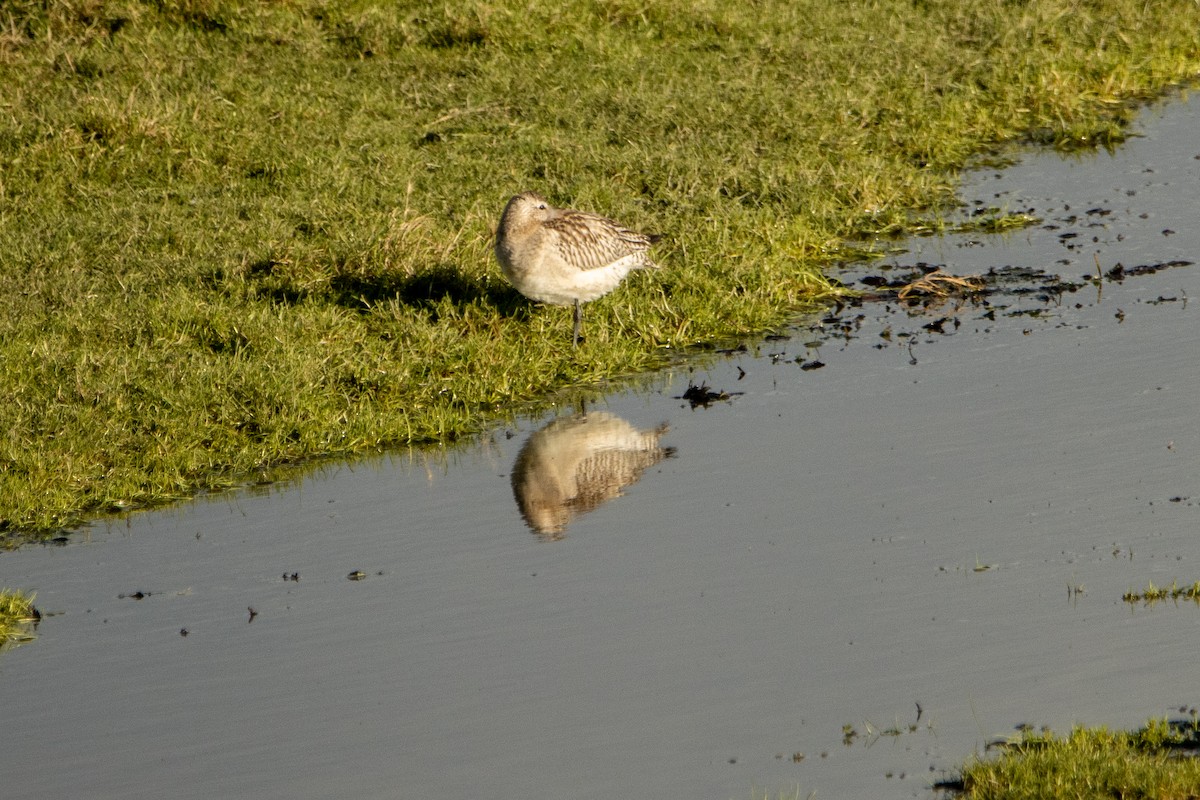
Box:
(546, 211), (656, 271)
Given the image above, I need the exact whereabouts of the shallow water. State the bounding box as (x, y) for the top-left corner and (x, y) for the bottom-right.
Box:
(3, 93), (1200, 800)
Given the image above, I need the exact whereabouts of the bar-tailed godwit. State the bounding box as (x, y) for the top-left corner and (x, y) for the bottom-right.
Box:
(495, 192), (661, 346)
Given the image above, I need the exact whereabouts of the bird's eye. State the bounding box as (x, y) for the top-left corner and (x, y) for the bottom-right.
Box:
(536, 203), (547, 210)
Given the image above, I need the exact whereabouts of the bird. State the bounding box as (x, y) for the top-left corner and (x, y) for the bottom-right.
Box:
(494, 191), (661, 346)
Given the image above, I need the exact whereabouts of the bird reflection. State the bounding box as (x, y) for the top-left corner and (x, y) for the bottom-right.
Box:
(511, 411), (675, 538)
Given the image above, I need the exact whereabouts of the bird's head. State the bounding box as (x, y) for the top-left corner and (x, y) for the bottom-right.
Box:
(499, 191), (554, 234)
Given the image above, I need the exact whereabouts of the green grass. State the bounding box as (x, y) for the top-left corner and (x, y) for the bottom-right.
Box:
(2, 0), (1200, 539)
(947, 718), (1200, 799)
(0, 589), (38, 647)
(1123, 580), (1200, 605)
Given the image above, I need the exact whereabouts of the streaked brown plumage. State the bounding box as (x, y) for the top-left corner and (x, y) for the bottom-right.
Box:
(495, 192), (661, 346)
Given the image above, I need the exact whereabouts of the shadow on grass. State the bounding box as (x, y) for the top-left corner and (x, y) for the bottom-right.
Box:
(329, 264), (531, 321)
(229, 258), (531, 322)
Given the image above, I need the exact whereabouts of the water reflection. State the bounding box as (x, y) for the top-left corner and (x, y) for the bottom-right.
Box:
(510, 411), (675, 538)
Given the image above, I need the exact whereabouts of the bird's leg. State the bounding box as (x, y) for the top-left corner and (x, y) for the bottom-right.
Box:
(572, 299), (582, 347)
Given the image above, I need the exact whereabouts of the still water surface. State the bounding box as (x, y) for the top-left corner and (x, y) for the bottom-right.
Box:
(3, 93), (1199, 799)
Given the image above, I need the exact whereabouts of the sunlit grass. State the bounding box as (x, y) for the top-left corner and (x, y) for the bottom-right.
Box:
(1123, 579), (1200, 605)
(0, 589), (38, 648)
(1, 0), (1199, 538)
(948, 718), (1200, 799)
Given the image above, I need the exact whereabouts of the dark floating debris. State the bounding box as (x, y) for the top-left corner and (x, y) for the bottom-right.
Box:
(859, 274), (897, 289)
(678, 382), (741, 409)
(1105, 259), (1193, 281)
(897, 268), (985, 301)
(922, 317), (952, 333)
(862, 263), (1085, 294)
(858, 264), (988, 304)
(853, 263), (1091, 321)
(347, 570), (367, 581)
(798, 359), (825, 371)
(119, 591), (150, 600)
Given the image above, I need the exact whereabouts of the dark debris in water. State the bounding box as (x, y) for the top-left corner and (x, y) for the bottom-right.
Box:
(795, 254), (1186, 361)
(932, 777), (966, 794)
(1104, 259), (1193, 281)
(855, 263), (1087, 309)
(678, 382), (741, 409)
(859, 273), (902, 289)
(922, 317), (958, 333)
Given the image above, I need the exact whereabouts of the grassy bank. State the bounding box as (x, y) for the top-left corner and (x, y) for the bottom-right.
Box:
(946, 718), (1200, 799)
(0, 589), (38, 647)
(2, 0), (1199, 538)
